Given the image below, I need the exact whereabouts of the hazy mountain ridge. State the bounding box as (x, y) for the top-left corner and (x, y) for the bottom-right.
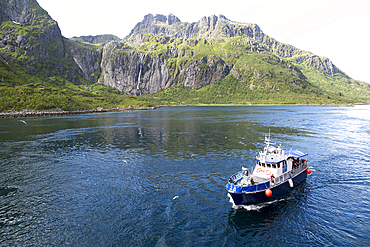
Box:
(70, 34), (121, 45)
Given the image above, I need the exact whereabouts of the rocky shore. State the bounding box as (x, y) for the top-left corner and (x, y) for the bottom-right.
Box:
(0, 106), (159, 118)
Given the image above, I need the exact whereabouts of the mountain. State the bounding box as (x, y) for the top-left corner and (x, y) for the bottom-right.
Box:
(0, 0), (85, 83)
(99, 13), (369, 103)
(1, 1), (369, 112)
(70, 35), (121, 45)
(126, 13), (341, 76)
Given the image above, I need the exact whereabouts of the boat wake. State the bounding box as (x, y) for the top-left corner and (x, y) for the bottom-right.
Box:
(228, 193), (285, 211)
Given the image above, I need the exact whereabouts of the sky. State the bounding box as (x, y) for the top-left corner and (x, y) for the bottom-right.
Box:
(37, 0), (370, 83)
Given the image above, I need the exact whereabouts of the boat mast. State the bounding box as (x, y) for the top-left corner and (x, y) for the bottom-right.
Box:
(265, 129), (271, 146)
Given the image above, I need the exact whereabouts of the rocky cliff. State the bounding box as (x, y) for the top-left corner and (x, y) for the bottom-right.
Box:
(100, 41), (172, 95)
(0, 0), (85, 83)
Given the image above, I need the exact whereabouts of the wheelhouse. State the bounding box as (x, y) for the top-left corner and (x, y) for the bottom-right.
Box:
(253, 148), (308, 180)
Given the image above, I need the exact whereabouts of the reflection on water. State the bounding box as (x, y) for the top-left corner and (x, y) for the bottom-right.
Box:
(1, 105), (370, 246)
(0, 107), (312, 159)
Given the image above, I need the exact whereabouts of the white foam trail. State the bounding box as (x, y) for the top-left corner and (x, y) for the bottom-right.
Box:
(228, 193), (285, 210)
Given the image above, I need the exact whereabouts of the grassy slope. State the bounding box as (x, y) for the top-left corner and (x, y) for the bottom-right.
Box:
(294, 63), (370, 102)
(0, 59), (152, 112)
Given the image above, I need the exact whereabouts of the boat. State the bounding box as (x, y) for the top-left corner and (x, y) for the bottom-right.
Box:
(226, 133), (311, 205)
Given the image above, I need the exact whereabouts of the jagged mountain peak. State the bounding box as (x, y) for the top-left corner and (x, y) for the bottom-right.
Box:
(129, 13), (181, 36)
(128, 13), (263, 41)
(197, 14), (244, 27)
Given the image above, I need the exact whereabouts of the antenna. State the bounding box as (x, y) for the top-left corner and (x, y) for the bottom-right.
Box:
(265, 128), (271, 143)
(264, 128), (275, 146)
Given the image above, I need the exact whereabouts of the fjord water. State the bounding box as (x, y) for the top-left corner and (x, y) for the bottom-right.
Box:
(1, 106), (370, 246)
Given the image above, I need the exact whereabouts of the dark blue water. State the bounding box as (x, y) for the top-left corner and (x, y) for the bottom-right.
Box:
(1, 106), (370, 246)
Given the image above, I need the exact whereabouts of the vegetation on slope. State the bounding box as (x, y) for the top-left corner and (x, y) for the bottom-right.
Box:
(293, 63), (370, 101)
(141, 75), (354, 106)
(0, 59), (152, 112)
(129, 35), (370, 105)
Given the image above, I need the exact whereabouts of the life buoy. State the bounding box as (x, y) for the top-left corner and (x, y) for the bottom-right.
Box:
(265, 170), (271, 175)
(265, 189), (272, 197)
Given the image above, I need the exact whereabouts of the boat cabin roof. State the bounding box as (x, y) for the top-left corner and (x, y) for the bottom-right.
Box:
(255, 149), (308, 164)
(285, 150), (307, 159)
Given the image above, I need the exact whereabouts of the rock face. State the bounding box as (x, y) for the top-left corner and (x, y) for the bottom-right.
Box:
(129, 14), (181, 36)
(68, 41), (102, 82)
(293, 55), (340, 75)
(0, 0), (40, 24)
(98, 39), (232, 94)
(100, 42), (172, 95)
(262, 36), (342, 76)
(0, 0), (83, 82)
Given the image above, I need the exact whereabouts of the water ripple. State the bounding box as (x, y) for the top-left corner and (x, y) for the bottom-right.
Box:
(1, 106), (370, 246)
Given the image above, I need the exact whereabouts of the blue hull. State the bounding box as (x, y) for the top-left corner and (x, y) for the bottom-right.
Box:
(229, 170), (307, 205)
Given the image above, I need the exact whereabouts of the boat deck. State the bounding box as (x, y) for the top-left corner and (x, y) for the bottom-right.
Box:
(227, 161), (308, 194)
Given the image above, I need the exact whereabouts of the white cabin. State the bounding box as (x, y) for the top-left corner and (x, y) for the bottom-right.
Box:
(252, 136), (307, 181)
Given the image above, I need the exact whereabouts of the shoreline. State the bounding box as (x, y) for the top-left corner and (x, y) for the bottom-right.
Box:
(159, 103), (358, 107)
(0, 106), (159, 118)
(1, 103), (366, 118)
(158, 103), (364, 108)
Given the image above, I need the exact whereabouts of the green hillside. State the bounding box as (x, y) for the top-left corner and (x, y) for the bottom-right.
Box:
(0, 59), (152, 112)
(133, 36), (369, 105)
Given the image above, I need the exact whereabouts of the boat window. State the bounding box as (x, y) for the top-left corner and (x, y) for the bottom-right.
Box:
(267, 163), (271, 168)
(283, 161), (287, 167)
(262, 163), (266, 167)
(277, 162), (281, 168)
(272, 164), (276, 168)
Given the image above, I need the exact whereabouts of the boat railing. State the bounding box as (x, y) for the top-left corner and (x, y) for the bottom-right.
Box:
(227, 160), (308, 193)
(271, 160), (308, 186)
(228, 167), (255, 183)
(226, 179), (270, 193)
